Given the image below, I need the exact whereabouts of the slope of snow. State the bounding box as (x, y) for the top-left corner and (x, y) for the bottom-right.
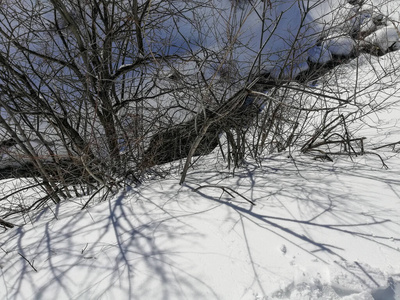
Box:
(164, 0), (400, 80)
(2, 1), (400, 299)
(161, 0), (353, 77)
(323, 35), (356, 56)
(2, 50), (400, 298)
(308, 45), (333, 64)
(1, 145), (400, 299)
(364, 25), (400, 52)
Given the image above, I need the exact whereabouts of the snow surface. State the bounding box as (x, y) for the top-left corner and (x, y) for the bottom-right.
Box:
(323, 36), (356, 57)
(308, 45), (333, 64)
(162, 0), (400, 80)
(2, 52), (400, 299)
(364, 25), (400, 52)
(270, 61), (310, 79)
(2, 1), (400, 299)
(160, 0), (360, 77)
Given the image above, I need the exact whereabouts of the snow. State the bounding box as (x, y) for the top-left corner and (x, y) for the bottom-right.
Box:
(2, 139), (400, 299)
(149, 0), (400, 81)
(160, 0), (359, 77)
(2, 56), (400, 297)
(393, 41), (400, 50)
(347, 10), (376, 36)
(270, 61), (310, 79)
(364, 25), (400, 52)
(323, 35), (356, 57)
(2, 1), (400, 299)
(308, 45), (333, 64)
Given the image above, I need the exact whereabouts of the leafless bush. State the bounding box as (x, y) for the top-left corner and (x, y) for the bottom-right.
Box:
(0, 0), (399, 216)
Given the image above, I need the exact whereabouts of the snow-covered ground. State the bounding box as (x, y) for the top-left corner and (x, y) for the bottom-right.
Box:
(2, 54), (400, 299)
(2, 113), (400, 300)
(2, 1), (400, 299)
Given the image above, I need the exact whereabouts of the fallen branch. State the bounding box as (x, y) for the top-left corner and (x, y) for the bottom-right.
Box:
(193, 185), (256, 205)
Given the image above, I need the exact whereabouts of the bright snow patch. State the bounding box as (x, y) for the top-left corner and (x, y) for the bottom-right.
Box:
(364, 25), (400, 52)
(323, 35), (356, 56)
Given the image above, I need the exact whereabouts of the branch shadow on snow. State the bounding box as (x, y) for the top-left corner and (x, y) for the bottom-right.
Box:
(185, 154), (400, 296)
(1, 186), (219, 299)
(2, 154), (400, 299)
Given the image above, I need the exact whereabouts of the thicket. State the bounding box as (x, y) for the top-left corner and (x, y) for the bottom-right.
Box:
(1, 0), (399, 222)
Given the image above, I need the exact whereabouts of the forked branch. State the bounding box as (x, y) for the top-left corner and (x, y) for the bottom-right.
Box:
(193, 185), (256, 205)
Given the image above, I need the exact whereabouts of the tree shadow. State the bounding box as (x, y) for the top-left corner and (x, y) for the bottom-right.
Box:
(185, 154), (400, 296)
(0, 185), (220, 299)
(1, 154), (400, 299)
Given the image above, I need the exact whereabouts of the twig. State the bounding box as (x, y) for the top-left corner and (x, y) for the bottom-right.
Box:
(18, 252), (38, 272)
(308, 137), (366, 150)
(81, 185), (109, 210)
(81, 243), (88, 254)
(248, 90), (347, 111)
(0, 218), (15, 229)
(307, 150), (388, 169)
(193, 185), (256, 205)
(372, 140), (400, 151)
